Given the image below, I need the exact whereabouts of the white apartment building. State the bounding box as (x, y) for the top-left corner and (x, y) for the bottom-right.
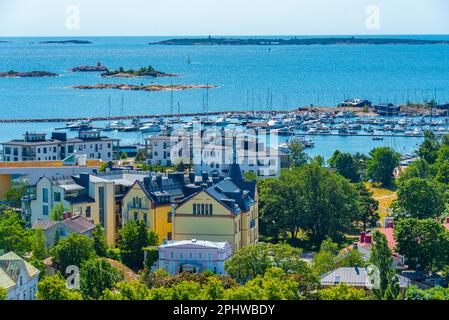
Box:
(145, 134), (288, 178)
(2, 131), (119, 162)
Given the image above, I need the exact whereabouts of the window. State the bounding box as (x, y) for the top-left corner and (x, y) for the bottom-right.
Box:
(193, 204), (197, 215)
(201, 204), (205, 215)
(167, 232), (172, 241)
(42, 188), (48, 202)
(134, 212), (138, 221)
(144, 213), (148, 225)
(209, 204), (213, 215)
(43, 205), (49, 216)
(170, 252), (174, 259)
(54, 192), (61, 202)
(86, 206), (91, 218)
(43, 147), (47, 154)
(167, 212), (172, 223)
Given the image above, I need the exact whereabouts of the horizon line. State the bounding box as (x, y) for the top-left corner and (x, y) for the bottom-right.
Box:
(1, 33), (449, 38)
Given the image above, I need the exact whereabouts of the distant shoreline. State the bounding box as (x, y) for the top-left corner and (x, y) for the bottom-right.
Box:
(149, 37), (449, 46)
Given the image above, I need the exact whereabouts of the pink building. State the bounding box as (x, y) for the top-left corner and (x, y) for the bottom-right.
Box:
(157, 239), (232, 275)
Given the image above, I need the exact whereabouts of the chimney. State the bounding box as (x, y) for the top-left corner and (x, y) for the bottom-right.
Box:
(360, 232), (366, 243)
(63, 211), (72, 220)
(189, 172), (195, 183)
(156, 174), (162, 187)
(364, 234), (372, 244)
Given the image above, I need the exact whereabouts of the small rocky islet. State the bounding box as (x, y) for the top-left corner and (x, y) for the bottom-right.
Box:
(69, 62), (109, 72)
(0, 70), (58, 78)
(100, 65), (179, 78)
(40, 40), (93, 44)
(70, 83), (217, 92)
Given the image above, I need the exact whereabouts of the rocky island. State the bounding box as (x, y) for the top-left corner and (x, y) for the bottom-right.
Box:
(150, 37), (449, 46)
(70, 62), (109, 72)
(100, 65), (178, 78)
(40, 40), (92, 44)
(0, 70), (58, 78)
(71, 83), (217, 92)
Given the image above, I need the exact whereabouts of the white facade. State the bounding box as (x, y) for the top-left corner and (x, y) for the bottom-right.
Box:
(2, 132), (119, 162)
(145, 135), (287, 178)
(0, 252), (40, 300)
(157, 240), (232, 275)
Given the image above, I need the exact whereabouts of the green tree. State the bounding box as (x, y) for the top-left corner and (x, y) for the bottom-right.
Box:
(80, 258), (124, 299)
(394, 218), (449, 271)
(313, 238), (366, 276)
(355, 183), (379, 231)
(393, 178), (444, 219)
(369, 231), (399, 300)
(36, 274), (83, 300)
(50, 203), (65, 221)
(328, 150), (361, 182)
(418, 130), (440, 164)
(259, 164), (359, 245)
(298, 163), (359, 245)
(288, 139), (310, 167)
(398, 158), (432, 182)
(224, 268), (300, 300)
(4, 186), (26, 208)
(51, 233), (96, 272)
(135, 149), (148, 163)
(224, 243), (318, 294)
(144, 247), (159, 269)
(92, 224), (108, 257)
(313, 238), (339, 275)
(318, 283), (368, 300)
(32, 227), (46, 260)
(0, 209), (32, 255)
(259, 173), (303, 240)
(117, 220), (158, 271)
(102, 281), (151, 300)
(120, 152), (129, 160)
(405, 285), (449, 300)
(243, 171), (257, 181)
(0, 287), (7, 300)
(366, 147), (400, 186)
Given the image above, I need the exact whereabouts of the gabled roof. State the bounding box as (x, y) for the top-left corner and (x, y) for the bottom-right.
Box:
(62, 216), (96, 234)
(33, 220), (59, 230)
(0, 252), (40, 289)
(33, 216), (96, 234)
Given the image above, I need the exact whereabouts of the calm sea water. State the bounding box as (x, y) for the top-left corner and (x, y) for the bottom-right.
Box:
(1, 35), (448, 158)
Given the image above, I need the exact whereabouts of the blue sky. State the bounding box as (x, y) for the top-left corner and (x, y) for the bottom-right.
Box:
(0, 0), (448, 36)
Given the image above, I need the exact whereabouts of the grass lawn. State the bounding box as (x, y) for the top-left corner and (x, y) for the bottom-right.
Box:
(365, 182), (397, 221)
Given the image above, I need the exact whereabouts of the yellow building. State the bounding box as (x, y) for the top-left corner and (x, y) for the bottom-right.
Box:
(174, 165), (258, 253)
(121, 172), (187, 243)
(121, 181), (173, 243)
(121, 167), (259, 252)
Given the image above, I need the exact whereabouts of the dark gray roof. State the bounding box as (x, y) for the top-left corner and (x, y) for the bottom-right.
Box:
(65, 195), (95, 204)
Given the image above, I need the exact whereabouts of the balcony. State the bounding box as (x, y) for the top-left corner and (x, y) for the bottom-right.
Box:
(127, 204), (150, 210)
